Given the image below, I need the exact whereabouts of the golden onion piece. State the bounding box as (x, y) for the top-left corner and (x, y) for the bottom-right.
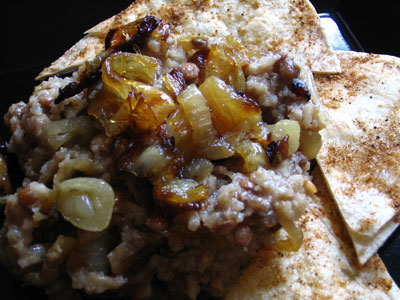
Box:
(42, 116), (97, 151)
(88, 84), (131, 137)
(234, 140), (269, 174)
(53, 159), (104, 186)
(205, 44), (245, 91)
(299, 130), (322, 160)
(162, 69), (186, 97)
(182, 158), (213, 182)
(174, 84), (234, 160)
(271, 216), (303, 252)
(197, 138), (234, 161)
(156, 178), (208, 208)
(55, 177), (115, 232)
(130, 85), (177, 132)
(127, 145), (174, 179)
(222, 36), (252, 68)
(166, 107), (194, 158)
(90, 80), (176, 135)
(102, 52), (159, 99)
(267, 119), (301, 156)
(178, 84), (215, 148)
(199, 76), (261, 135)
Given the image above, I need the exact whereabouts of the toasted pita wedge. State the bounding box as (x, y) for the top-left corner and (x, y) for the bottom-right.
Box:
(36, 0), (340, 80)
(315, 51), (400, 264)
(226, 166), (400, 300)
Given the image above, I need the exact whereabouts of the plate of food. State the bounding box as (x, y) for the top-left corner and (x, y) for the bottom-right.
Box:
(0, 1), (399, 299)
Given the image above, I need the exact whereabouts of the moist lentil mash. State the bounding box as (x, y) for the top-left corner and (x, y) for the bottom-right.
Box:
(0, 16), (326, 299)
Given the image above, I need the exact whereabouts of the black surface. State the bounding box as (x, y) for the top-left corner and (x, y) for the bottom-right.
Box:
(1, 1), (399, 299)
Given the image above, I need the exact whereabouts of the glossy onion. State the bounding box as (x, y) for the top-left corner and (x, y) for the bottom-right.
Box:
(55, 177), (115, 232)
(166, 107), (193, 158)
(205, 44), (245, 91)
(299, 130), (322, 160)
(234, 140), (268, 174)
(156, 178), (208, 208)
(178, 84), (215, 148)
(199, 76), (261, 135)
(102, 52), (159, 99)
(42, 116), (97, 151)
(127, 145), (173, 179)
(271, 216), (303, 252)
(267, 120), (301, 156)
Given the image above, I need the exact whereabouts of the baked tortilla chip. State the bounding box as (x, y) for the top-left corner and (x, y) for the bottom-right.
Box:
(226, 166), (400, 300)
(315, 51), (400, 264)
(37, 0), (340, 80)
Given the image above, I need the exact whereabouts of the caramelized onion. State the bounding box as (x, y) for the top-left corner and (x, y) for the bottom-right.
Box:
(55, 177), (115, 232)
(102, 52), (159, 99)
(299, 130), (322, 160)
(162, 69), (186, 97)
(271, 216), (303, 252)
(124, 144), (175, 180)
(88, 84), (132, 137)
(155, 178), (208, 208)
(41, 116), (97, 151)
(182, 158), (213, 181)
(266, 120), (300, 156)
(199, 76), (261, 135)
(234, 140), (268, 174)
(105, 15), (161, 51)
(129, 87), (177, 132)
(90, 52), (175, 135)
(166, 107), (194, 160)
(205, 45), (245, 91)
(177, 84), (215, 149)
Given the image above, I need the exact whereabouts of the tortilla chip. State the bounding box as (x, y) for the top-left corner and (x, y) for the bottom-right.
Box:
(226, 166), (400, 300)
(36, 0), (340, 80)
(315, 51), (400, 264)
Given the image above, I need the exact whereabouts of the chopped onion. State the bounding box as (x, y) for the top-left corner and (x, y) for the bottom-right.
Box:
(42, 116), (97, 151)
(166, 107), (194, 158)
(126, 145), (174, 179)
(178, 84), (215, 149)
(271, 216), (303, 252)
(199, 76), (261, 135)
(299, 130), (322, 160)
(129, 85), (177, 132)
(102, 52), (159, 99)
(267, 120), (300, 156)
(53, 159), (104, 185)
(234, 140), (268, 174)
(182, 158), (213, 181)
(156, 178), (208, 208)
(55, 177), (115, 232)
(205, 44), (245, 91)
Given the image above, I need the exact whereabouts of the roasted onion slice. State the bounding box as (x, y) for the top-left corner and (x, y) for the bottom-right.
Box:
(271, 216), (303, 252)
(199, 76), (261, 135)
(105, 15), (161, 51)
(155, 178), (208, 208)
(102, 52), (159, 99)
(55, 177), (115, 232)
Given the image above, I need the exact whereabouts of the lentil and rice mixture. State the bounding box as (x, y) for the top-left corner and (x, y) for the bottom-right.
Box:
(0, 16), (326, 299)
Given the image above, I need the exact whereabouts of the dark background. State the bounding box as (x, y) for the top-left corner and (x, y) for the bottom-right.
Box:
(0, 1), (399, 299)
